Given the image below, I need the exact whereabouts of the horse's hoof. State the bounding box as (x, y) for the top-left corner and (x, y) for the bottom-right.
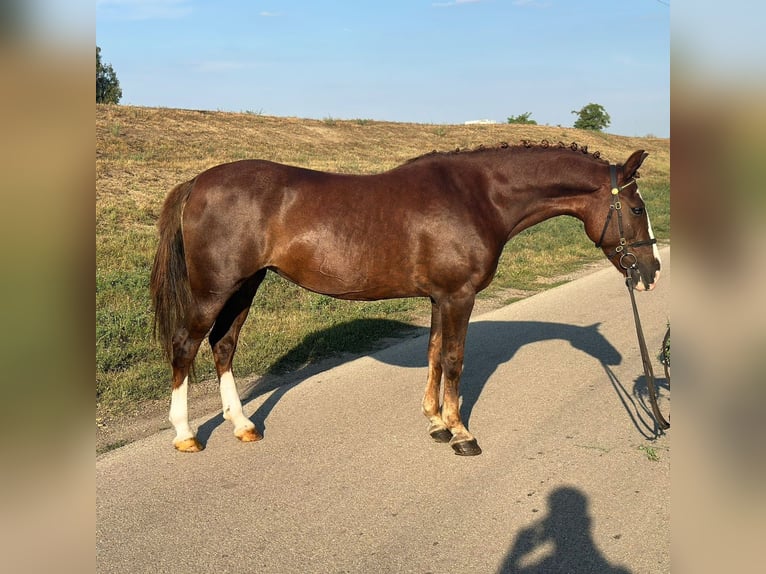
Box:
(235, 427), (263, 442)
(451, 439), (482, 456)
(429, 428), (453, 443)
(174, 437), (204, 453)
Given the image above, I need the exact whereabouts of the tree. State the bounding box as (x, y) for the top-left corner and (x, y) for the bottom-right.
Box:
(571, 103), (610, 131)
(507, 112), (537, 125)
(97, 46), (122, 104)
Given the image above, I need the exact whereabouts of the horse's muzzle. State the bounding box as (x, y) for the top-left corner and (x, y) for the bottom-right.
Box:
(633, 268), (660, 291)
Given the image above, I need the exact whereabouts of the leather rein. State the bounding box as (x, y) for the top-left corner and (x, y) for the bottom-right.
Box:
(597, 165), (670, 431)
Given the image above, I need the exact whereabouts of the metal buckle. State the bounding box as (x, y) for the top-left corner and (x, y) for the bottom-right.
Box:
(619, 252), (638, 269)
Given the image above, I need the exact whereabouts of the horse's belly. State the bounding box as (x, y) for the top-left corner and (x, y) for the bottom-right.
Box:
(271, 251), (420, 301)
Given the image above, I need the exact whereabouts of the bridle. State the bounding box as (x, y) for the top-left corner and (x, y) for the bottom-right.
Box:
(594, 164), (657, 272)
(596, 164), (670, 431)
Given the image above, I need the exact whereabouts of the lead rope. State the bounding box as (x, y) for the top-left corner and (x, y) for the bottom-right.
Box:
(600, 165), (669, 430)
(626, 269), (670, 430)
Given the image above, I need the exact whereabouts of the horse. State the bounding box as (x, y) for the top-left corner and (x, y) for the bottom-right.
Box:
(150, 143), (661, 456)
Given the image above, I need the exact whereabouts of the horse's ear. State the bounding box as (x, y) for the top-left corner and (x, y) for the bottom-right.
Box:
(623, 150), (649, 179)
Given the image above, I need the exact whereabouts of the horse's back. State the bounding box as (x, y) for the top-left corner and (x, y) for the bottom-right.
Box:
(191, 159), (307, 201)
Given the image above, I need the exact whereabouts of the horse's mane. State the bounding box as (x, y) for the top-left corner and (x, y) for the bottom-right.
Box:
(405, 140), (607, 164)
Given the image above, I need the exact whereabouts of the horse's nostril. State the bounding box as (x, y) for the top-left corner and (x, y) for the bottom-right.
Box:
(644, 270), (660, 291)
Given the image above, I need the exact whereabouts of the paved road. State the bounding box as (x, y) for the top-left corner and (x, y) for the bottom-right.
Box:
(97, 248), (670, 574)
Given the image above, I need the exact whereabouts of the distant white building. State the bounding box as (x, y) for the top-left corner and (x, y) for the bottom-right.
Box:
(464, 119), (497, 125)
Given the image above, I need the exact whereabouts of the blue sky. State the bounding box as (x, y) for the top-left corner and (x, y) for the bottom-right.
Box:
(96, 0), (670, 137)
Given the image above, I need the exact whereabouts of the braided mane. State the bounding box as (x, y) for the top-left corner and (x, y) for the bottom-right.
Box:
(406, 140), (606, 164)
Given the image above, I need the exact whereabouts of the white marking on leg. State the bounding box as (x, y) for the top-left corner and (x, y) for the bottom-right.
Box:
(219, 370), (255, 435)
(169, 376), (194, 444)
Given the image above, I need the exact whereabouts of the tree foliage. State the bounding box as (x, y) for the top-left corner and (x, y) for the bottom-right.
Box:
(97, 46), (122, 104)
(571, 103), (610, 131)
(507, 112), (537, 125)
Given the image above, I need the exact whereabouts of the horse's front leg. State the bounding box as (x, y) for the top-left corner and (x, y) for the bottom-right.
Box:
(439, 288), (482, 456)
(422, 300), (452, 443)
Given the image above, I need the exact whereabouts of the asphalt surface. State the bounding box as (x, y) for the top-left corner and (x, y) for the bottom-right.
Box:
(97, 247), (670, 574)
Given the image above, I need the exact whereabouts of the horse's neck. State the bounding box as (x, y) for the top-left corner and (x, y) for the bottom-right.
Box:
(503, 195), (582, 240)
(487, 156), (600, 241)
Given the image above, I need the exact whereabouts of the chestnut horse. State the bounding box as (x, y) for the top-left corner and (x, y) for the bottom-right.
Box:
(150, 144), (661, 455)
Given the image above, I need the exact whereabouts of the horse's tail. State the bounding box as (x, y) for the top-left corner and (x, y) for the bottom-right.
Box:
(150, 178), (196, 362)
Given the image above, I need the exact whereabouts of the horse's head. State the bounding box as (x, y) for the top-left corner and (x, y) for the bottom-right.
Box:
(588, 150), (662, 291)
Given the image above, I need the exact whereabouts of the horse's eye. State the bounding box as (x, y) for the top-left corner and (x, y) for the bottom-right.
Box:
(630, 206), (645, 216)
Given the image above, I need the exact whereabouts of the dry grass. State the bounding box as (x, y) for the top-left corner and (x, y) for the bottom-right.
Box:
(97, 105), (668, 221)
(96, 104), (669, 419)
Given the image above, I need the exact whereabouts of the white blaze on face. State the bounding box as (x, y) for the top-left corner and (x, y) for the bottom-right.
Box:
(638, 190), (662, 289)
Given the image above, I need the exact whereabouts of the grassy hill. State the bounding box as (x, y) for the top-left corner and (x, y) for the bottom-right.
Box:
(96, 104), (669, 421)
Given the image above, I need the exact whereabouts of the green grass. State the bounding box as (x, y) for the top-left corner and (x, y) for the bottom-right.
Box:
(638, 444), (664, 461)
(96, 104), (669, 418)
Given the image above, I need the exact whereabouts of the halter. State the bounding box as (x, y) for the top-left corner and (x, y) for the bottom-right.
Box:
(594, 164), (657, 270)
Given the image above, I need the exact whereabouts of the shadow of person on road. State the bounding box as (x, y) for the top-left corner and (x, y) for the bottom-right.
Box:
(498, 486), (632, 574)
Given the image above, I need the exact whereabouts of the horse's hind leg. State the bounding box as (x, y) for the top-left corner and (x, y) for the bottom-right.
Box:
(169, 328), (207, 452)
(209, 270), (267, 443)
(169, 291), (241, 452)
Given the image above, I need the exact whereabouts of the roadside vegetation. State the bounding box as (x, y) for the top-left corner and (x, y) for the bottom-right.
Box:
(96, 105), (669, 420)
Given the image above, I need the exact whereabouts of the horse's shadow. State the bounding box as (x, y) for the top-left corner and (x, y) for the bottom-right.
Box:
(196, 318), (644, 445)
(196, 319), (422, 445)
(371, 320), (623, 430)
